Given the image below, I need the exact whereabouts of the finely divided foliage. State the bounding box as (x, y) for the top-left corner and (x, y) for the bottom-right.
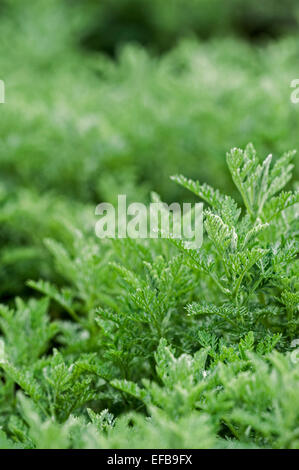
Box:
(0, 145), (298, 449)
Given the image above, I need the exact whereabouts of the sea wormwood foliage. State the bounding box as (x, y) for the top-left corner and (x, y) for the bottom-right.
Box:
(0, 144), (298, 449)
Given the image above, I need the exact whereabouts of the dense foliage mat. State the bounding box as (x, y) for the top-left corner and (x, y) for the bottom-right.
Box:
(0, 0), (298, 450)
(0, 144), (298, 449)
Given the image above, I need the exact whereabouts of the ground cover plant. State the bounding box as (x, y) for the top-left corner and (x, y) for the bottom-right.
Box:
(2, 0), (299, 207)
(0, 0), (298, 450)
(0, 143), (298, 449)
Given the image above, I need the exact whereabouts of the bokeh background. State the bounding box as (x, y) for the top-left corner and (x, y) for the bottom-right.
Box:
(0, 0), (298, 297)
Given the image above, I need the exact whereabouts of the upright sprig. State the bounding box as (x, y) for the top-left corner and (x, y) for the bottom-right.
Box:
(172, 144), (298, 337)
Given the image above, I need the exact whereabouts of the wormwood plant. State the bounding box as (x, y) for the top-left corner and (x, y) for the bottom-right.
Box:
(2, 0), (299, 209)
(0, 144), (298, 449)
(172, 143), (299, 340)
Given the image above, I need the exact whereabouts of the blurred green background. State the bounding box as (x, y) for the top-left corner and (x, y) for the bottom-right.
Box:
(0, 0), (298, 297)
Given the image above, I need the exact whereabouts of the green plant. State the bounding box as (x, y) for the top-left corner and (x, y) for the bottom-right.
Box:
(172, 144), (298, 340)
(0, 144), (297, 449)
